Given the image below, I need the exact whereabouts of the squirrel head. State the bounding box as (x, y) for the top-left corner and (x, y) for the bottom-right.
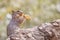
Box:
(12, 10), (31, 24)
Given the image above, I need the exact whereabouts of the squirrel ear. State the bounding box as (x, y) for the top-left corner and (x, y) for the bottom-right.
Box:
(12, 10), (15, 15)
(12, 10), (15, 13)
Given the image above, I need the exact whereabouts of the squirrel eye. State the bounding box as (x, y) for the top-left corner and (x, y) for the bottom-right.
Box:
(17, 10), (20, 12)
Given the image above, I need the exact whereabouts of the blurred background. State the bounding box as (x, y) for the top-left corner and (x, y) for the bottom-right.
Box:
(0, 0), (60, 40)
